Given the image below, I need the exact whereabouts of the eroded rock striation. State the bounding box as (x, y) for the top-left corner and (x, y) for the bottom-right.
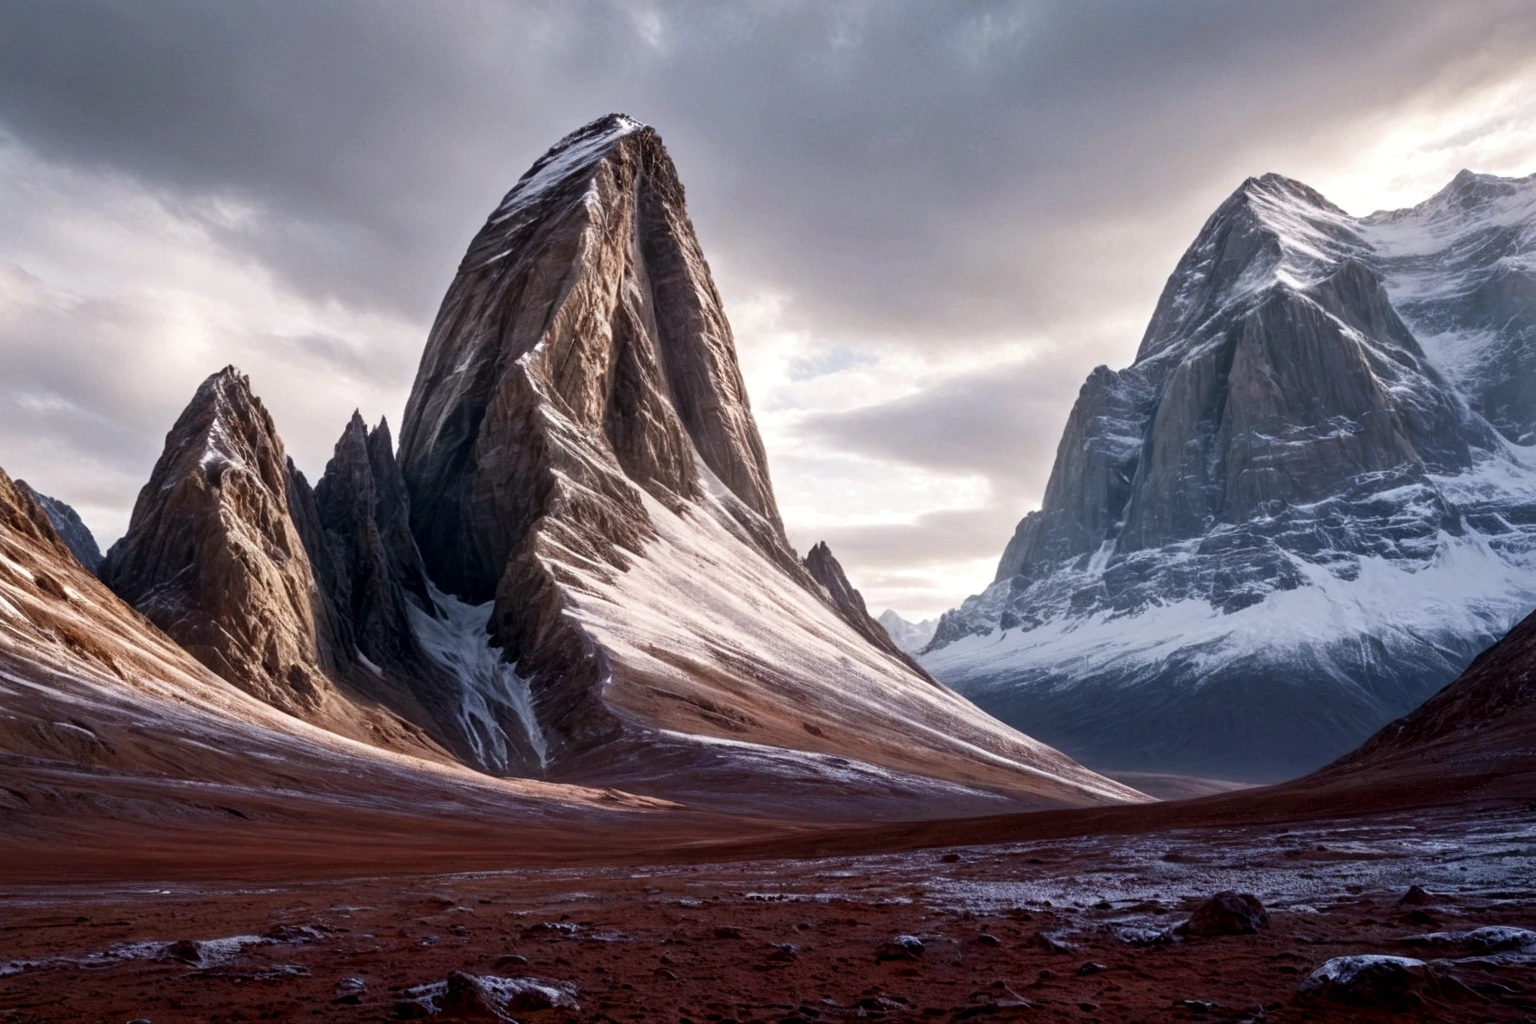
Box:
(923, 170), (1536, 781)
(396, 114), (1140, 810)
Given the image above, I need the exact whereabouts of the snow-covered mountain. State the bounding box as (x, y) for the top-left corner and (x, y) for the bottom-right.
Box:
(922, 169), (1536, 782)
(878, 609), (938, 653)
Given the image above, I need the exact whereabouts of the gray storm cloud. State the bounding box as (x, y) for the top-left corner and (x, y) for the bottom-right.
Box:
(1, 0), (1534, 615)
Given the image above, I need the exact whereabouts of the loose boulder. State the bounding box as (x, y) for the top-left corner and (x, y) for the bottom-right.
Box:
(1176, 891), (1269, 937)
(1296, 955), (1468, 1012)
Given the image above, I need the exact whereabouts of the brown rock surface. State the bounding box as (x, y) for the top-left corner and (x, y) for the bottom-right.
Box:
(1318, 601), (1536, 779)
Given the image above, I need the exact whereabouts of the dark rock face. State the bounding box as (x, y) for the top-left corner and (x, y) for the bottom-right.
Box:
(309, 412), (546, 773)
(923, 171), (1536, 781)
(101, 368), (338, 715)
(393, 115), (1140, 808)
(13, 481), (102, 573)
(802, 540), (924, 669)
(313, 413), (433, 672)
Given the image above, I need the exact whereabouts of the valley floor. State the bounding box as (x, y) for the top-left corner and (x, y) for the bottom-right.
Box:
(3, 804), (1534, 1022)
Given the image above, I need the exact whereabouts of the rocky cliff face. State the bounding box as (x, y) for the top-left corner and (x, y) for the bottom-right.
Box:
(310, 412), (546, 773)
(801, 540), (921, 667)
(12, 482), (102, 574)
(396, 114), (1141, 812)
(100, 368), (444, 757)
(924, 170), (1536, 781)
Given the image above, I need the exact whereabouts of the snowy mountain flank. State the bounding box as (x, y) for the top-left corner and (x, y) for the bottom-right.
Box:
(922, 169), (1536, 782)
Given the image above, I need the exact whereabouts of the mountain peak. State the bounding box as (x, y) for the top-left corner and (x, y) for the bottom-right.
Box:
(924, 159), (1536, 781)
(394, 116), (1138, 809)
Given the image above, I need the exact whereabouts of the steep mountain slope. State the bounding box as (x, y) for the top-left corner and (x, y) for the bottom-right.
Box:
(924, 170), (1536, 781)
(397, 114), (1141, 812)
(1323, 602), (1536, 781)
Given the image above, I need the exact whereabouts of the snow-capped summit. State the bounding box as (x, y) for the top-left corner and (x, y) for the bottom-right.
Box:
(922, 168), (1536, 782)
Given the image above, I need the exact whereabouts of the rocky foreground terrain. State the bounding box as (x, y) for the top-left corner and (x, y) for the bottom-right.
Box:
(925, 169), (1536, 782)
(5, 798), (1535, 1022)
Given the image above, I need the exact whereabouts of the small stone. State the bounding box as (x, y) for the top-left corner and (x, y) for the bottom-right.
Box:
(333, 976), (367, 1004)
(491, 954), (528, 969)
(161, 939), (200, 964)
(1076, 961), (1106, 976)
(1397, 885), (1434, 906)
(941, 853), (961, 863)
(975, 933), (1001, 947)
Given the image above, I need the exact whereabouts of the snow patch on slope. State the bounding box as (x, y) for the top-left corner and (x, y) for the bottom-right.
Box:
(408, 586), (548, 772)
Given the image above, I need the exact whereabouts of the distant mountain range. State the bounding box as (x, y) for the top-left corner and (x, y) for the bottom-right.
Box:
(878, 609), (938, 653)
(921, 169), (1536, 781)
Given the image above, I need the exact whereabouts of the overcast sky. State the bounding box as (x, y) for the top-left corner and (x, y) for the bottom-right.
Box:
(2, 1), (1535, 618)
